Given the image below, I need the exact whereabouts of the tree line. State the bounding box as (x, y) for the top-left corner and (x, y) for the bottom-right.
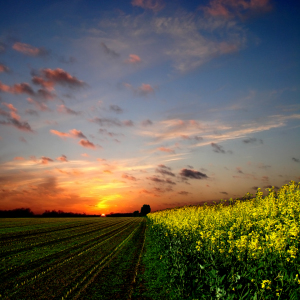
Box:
(0, 204), (151, 218)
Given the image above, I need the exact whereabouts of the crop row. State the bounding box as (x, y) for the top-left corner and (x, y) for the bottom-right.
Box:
(1, 218), (144, 300)
(0, 218), (135, 293)
(0, 218), (124, 260)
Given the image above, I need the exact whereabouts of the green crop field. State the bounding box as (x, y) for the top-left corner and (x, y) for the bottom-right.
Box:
(0, 217), (146, 299)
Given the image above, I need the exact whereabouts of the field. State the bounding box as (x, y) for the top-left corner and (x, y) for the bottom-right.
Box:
(142, 181), (300, 300)
(0, 217), (146, 299)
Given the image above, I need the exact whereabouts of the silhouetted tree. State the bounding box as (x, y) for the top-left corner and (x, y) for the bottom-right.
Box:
(133, 210), (139, 217)
(0, 208), (34, 218)
(140, 204), (151, 216)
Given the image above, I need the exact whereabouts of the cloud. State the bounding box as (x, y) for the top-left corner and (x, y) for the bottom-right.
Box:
(14, 156), (24, 160)
(292, 157), (300, 163)
(0, 42), (6, 54)
(50, 129), (70, 138)
(79, 139), (96, 149)
(178, 191), (191, 195)
(32, 68), (85, 90)
(0, 64), (9, 73)
(157, 147), (175, 154)
(12, 42), (49, 57)
(81, 153), (89, 157)
(57, 104), (81, 115)
(57, 155), (68, 162)
(243, 137), (263, 144)
(124, 82), (155, 97)
(109, 105), (123, 114)
(50, 129), (87, 139)
(69, 129), (87, 139)
(211, 142), (226, 153)
(141, 119), (153, 127)
(125, 54), (141, 64)
(100, 42), (120, 58)
(0, 103), (33, 132)
(179, 168), (208, 180)
(138, 83), (154, 96)
(220, 191), (228, 195)
(155, 165), (175, 177)
(147, 176), (176, 185)
(0, 81), (35, 95)
(201, 0), (272, 19)
(27, 98), (50, 111)
(91, 117), (134, 127)
(122, 173), (137, 181)
(41, 156), (54, 165)
(131, 0), (165, 12)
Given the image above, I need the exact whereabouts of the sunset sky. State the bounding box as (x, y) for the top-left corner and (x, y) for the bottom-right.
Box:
(0, 0), (299, 215)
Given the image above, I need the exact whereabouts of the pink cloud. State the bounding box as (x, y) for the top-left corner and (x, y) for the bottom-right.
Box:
(131, 0), (165, 12)
(81, 153), (89, 157)
(0, 81), (34, 95)
(14, 157), (24, 160)
(32, 76), (55, 91)
(50, 129), (71, 138)
(125, 54), (141, 64)
(69, 129), (86, 139)
(0, 81), (10, 93)
(202, 0), (272, 19)
(157, 147), (175, 154)
(57, 155), (68, 162)
(0, 64), (9, 73)
(138, 83), (154, 96)
(41, 156), (54, 165)
(12, 42), (48, 56)
(41, 68), (85, 88)
(79, 139), (96, 149)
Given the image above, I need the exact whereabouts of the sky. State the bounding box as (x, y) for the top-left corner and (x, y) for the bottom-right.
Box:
(0, 0), (299, 215)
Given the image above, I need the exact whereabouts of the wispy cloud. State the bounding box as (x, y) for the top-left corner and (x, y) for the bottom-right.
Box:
(0, 64), (9, 73)
(57, 155), (68, 162)
(100, 42), (120, 58)
(12, 42), (49, 57)
(131, 0), (165, 12)
(57, 104), (81, 115)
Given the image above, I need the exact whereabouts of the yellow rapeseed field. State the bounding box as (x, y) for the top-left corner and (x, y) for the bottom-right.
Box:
(146, 181), (300, 299)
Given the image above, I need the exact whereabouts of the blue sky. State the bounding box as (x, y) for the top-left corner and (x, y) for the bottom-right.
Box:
(0, 0), (299, 214)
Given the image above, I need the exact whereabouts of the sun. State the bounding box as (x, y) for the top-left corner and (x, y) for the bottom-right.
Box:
(101, 213), (106, 217)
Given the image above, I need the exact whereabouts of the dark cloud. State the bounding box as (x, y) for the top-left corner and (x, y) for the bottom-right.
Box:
(25, 109), (39, 116)
(147, 176), (176, 185)
(91, 117), (134, 127)
(109, 105), (123, 114)
(179, 168), (208, 180)
(141, 119), (153, 127)
(69, 129), (87, 139)
(251, 186), (259, 191)
(122, 174), (137, 181)
(0, 42), (7, 54)
(0, 64), (9, 73)
(57, 155), (68, 162)
(99, 129), (122, 137)
(292, 157), (300, 163)
(57, 104), (81, 115)
(100, 42), (120, 58)
(91, 117), (122, 127)
(156, 165), (175, 177)
(178, 191), (191, 195)
(41, 68), (86, 88)
(41, 156), (54, 164)
(211, 143), (225, 153)
(243, 138), (263, 144)
(58, 56), (77, 64)
(220, 191), (228, 195)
